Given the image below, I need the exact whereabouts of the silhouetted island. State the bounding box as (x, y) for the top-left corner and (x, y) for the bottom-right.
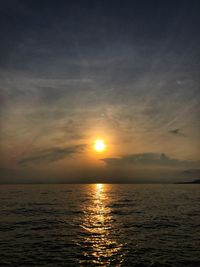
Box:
(175, 179), (200, 184)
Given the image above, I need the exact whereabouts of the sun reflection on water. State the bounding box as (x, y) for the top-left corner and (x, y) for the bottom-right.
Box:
(79, 184), (125, 266)
(96, 183), (103, 193)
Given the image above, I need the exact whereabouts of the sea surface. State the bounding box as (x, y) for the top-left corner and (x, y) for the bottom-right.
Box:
(0, 184), (200, 267)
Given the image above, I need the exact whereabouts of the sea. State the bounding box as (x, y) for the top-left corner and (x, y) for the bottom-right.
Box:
(0, 184), (199, 267)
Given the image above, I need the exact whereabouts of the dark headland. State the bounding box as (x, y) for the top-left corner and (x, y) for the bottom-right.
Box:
(175, 179), (200, 184)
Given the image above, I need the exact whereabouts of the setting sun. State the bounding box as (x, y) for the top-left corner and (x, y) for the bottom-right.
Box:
(94, 139), (106, 152)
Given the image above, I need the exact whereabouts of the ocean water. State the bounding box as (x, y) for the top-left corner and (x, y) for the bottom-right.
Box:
(0, 184), (199, 267)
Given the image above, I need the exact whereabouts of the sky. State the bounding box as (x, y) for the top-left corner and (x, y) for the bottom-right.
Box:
(0, 0), (200, 183)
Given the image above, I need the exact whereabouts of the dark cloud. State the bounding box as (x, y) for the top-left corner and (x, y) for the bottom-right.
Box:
(170, 128), (180, 134)
(19, 144), (86, 165)
(182, 169), (200, 176)
(169, 128), (186, 137)
(102, 153), (194, 167)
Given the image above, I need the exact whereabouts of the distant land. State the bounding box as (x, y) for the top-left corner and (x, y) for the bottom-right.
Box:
(175, 179), (200, 184)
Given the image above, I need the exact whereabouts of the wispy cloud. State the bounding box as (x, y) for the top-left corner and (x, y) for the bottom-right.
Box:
(19, 144), (86, 165)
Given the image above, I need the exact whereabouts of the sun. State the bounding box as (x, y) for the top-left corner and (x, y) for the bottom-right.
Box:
(94, 139), (106, 152)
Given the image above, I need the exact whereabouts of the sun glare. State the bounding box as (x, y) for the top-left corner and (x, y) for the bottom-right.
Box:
(94, 139), (106, 152)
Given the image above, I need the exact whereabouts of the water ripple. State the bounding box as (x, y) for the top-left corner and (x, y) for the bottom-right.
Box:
(0, 184), (199, 266)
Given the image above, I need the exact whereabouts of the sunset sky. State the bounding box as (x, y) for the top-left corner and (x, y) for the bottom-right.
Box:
(0, 0), (200, 183)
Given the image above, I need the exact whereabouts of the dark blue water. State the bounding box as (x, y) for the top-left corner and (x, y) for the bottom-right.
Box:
(0, 184), (200, 266)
